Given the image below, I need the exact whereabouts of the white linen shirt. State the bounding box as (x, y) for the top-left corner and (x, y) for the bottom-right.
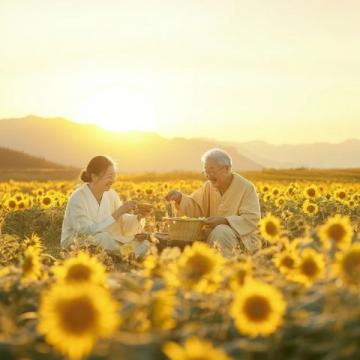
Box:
(61, 184), (142, 249)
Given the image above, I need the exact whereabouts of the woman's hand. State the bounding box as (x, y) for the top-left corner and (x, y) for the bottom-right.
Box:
(112, 201), (138, 220)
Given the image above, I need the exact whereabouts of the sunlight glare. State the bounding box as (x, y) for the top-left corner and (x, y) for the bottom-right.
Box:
(72, 88), (157, 132)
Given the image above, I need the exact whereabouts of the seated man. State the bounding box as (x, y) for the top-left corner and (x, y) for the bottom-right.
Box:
(166, 148), (261, 257)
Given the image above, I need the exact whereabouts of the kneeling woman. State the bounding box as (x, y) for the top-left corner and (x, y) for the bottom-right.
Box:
(61, 156), (149, 256)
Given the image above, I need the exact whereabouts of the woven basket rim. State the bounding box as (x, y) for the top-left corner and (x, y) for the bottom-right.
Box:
(165, 218), (205, 241)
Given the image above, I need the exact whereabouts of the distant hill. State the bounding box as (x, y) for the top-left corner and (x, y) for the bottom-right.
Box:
(0, 147), (65, 169)
(1, 115), (358, 170)
(0, 116), (263, 172)
(228, 139), (360, 169)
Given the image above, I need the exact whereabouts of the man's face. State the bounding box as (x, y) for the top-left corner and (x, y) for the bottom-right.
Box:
(92, 165), (116, 191)
(203, 158), (230, 189)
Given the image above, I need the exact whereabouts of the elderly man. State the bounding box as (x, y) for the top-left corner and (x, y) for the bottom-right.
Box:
(165, 148), (261, 257)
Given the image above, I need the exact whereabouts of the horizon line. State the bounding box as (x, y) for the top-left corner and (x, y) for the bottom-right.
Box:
(1, 113), (359, 147)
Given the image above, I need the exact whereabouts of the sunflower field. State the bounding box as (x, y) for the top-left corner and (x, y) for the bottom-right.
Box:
(0, 177), (359, 360)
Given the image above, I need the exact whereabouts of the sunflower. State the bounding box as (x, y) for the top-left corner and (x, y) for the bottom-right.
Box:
(163, 337), (232, 360)
(345, 199), (356, 210)
(292, 248), (325, 287)
(271, 188), (280, 198)
(259, 214), (282, 243)
(303, 185), (319, 200)
(286, 185), (296, 197)
(325, 193), (332, 201)
(143, 248), (181, 278)
(273, 249), (299, 276)
(334, 189), (347, 202)
(38, 283), (119, 360)
(351, 193), (359, 203)
(275, 196), (286, 208)
(264, 194), (272, 202)
(333, 243), (360, 287)
(230, 279), (286, 337)
(24, 233), (43, 252)
(142, 254), (162, 278)
(228, 258), (253, 290)
(165, 242), (224, 293)
(5, 197), (17, 211)
(21, 245), (42, 283)
(318, 215), (353, 250)
(146, 289), (177, 330)
(52, 252), (107, 286)
(40, 195), (53, 209)
(302, 200), (319, 216)
(48, 189), (56, 196)
(18, 201), (25, 210)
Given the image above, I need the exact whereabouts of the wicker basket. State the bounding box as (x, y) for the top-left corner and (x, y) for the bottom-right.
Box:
(164, 217), (205, 242)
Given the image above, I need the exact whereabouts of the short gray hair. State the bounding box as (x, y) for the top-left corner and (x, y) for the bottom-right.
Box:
(201, 148), (232, 167)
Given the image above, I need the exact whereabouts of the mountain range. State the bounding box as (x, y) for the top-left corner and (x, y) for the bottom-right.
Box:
(0, 115), (359, 171)
(232, 139), (360, 169)
(0, 116), (261, 172)
(0, 146), (64, 169)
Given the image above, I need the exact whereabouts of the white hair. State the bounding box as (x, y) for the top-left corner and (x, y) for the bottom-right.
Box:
(201, 148), (232, 167)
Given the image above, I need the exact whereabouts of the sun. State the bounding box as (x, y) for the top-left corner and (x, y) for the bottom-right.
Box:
(71, 87), (157, 132)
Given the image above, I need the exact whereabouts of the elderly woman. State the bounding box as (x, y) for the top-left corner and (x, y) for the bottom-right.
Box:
(61, 155), (150, 257)
(166, 148), (261, 257)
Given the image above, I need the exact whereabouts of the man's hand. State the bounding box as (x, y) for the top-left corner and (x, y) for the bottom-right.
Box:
(203, 216), (229, 228)
(165, 190), (182, 204)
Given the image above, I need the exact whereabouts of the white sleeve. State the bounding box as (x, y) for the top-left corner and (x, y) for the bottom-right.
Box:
(119, 214), (143, 236)
(68, 197), (116, 235)
(110, 190), (142, 236)
(112, 190), (122, 209)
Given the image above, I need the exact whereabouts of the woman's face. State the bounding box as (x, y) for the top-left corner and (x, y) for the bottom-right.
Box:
(91, 165), (116, 191)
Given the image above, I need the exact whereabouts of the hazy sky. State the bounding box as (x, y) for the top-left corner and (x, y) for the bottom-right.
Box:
(1, 0), (359, 144)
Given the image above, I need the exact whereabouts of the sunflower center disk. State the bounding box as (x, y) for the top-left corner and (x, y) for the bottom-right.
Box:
(244, 296), (271, 322)
(265, 222), (278, 236)
(66, 264), (92, 282)
(301, 259), (319, 277)
(185, 254), (214, 280)
(343, 252), (360, 281)
(281, 256), (295, 269)
(59, 297), (98, 334)
(328, 224), (346, 243)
